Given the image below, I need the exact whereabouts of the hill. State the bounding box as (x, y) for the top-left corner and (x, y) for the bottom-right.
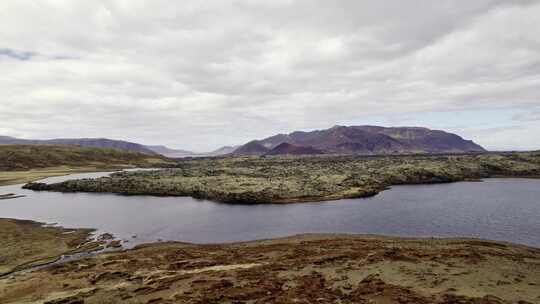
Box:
(0, 145), (172, 171)
(234, 125), (486, 155)
(0, 136), (157, 155)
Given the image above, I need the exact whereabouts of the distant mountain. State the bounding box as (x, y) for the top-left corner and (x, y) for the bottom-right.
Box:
(0, 136), (156, 155)
(361, 126), (485, 153)
(145, 145), (195, 158)
(146, 145), (240, 158)
(205, 145), (239, 156)
(0, 136), (31, 145)
(234, 125), (486, 155)
(233, 140), (271, 155)
(0, 136), (241, 158)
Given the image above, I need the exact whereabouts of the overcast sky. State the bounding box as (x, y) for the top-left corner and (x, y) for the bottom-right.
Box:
(1, 1), (539, 152)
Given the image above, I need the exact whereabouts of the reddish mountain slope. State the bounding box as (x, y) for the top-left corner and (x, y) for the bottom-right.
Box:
(266, 143), (324, 155)
(234, 125), (485, 155)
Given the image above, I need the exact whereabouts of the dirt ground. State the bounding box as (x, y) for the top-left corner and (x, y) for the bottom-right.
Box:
(1, 232), (539, 304)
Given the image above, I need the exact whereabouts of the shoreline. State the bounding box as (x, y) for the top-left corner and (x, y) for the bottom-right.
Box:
(1, 219), (539, 303)
(0, 218), (122, 277)
(23, 174), (540, 205)
(3, 217), (540, 274)
(0, 166), (127, 187)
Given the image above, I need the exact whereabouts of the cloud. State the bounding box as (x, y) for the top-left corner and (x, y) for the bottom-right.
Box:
(513, 109), (540, 122)
(0, 48), (36, 61)
(0, 0), (539, 151)
(458, 123), (540, 151)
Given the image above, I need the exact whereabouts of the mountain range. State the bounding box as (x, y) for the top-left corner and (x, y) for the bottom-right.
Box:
(233, 125), (485, 155)
(0, 136), (157, 155)
(0, 125), (486, 158)
(0, 136), (237, 158)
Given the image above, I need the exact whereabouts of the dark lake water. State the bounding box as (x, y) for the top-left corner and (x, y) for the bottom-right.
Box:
(1, 172), (539, 248)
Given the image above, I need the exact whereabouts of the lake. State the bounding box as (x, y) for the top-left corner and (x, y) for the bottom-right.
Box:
(1, 171), (539, 248)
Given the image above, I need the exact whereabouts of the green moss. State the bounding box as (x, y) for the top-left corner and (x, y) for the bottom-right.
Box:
(24, 153), (540, 204)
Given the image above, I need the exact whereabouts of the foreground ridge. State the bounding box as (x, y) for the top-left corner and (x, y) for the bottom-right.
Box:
(1, 227), (539, 303)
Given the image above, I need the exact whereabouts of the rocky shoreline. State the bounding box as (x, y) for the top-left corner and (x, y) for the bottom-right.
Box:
(23, 152), (540, 204)
(0, 219), (121, 278)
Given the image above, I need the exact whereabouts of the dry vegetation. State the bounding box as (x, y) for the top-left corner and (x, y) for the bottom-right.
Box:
(0, 218), (95, 276)
(1, 233), (539, 303)
(25, 152), (540, 204)
(0, 145), (174, 186)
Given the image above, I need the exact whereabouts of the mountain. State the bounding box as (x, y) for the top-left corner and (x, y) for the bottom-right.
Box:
(145, 145), (195, 158)
(205, 145), (239, 156)
(0, 136), (156, 155)
(266, 143), (324, 155)
(350, 126), (485, 153)
(145, 145), (240, 158)
(0, 136), (240, 158)
(0, 136), (29, 144)
(234, 125), (486, 155)
(233, 140), (270, 155)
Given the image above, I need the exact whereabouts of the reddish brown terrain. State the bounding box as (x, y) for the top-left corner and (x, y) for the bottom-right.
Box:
(266, 142), (324, 155)
(1, 232), (539, 304)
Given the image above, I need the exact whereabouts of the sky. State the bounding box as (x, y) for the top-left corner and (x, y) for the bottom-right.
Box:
(1, 0), (539, 152)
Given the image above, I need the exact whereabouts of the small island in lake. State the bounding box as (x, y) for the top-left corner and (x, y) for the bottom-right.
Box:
(24, 151), (540, 204)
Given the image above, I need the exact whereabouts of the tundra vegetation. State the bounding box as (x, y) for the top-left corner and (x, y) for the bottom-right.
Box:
(0, 218), (97, 276)
(0, 145), (174, 186)
(1, 228), (539, 304)
(4, 153), (540, 303)
(25, 151), (540, 204)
